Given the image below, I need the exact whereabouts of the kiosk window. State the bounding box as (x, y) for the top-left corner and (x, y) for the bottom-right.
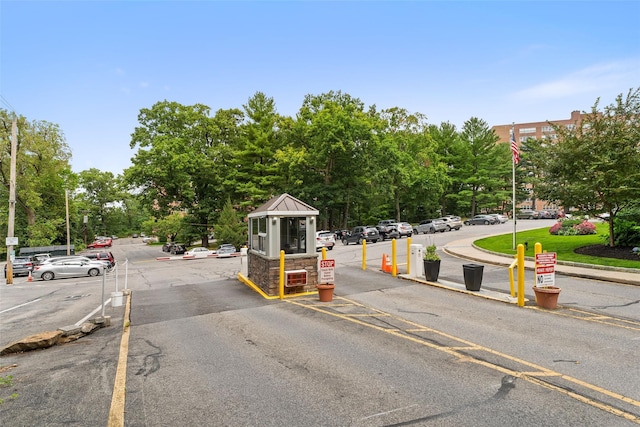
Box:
(280, 217), (306, 254)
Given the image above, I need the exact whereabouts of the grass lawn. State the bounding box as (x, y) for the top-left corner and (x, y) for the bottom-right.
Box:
(474, 223), (640, 269)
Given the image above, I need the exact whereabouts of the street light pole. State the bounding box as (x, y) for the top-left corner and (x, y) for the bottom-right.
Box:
(5, 116), (18, 285)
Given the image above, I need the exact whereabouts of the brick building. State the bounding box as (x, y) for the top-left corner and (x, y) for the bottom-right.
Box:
(491, 110), (585, 212)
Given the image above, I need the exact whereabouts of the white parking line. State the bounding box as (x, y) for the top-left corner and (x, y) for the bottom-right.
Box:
(75, 299), (111, 326)
(0, 298), (42, 314)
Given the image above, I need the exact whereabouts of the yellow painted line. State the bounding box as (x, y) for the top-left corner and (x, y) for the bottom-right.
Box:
(107, 291), (131, 427)
(526, 306), (640, 332)
(287, 296), (640, 423)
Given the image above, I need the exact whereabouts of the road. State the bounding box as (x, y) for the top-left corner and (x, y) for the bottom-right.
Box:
(1, 224), (639, 426)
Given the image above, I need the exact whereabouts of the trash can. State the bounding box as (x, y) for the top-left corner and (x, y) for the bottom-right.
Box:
(463, 264), (483, 291)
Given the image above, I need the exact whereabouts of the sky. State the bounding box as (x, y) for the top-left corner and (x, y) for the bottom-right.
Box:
(1, 1), (639, 176)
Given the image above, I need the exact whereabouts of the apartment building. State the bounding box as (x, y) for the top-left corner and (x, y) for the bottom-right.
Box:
(491, 110), (584, 212)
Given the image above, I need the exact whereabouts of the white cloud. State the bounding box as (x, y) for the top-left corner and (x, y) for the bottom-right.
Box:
(512, 59), (640, 101)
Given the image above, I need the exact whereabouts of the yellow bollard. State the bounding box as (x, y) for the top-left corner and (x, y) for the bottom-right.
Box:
(362, 239), (367, 270)
(279, 250), (285, 300)
(406, 237), (412, 276)
(517, 244), (525, 307)
(322, 247), (327, 260)
(391, 239), (397, 277)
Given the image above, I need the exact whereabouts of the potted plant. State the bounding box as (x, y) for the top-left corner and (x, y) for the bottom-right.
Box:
(423, 244), (441, 282)
(532, 285), (561, 309)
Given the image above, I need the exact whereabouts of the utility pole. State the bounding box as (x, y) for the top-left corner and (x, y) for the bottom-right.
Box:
(5, 116), (18, 285)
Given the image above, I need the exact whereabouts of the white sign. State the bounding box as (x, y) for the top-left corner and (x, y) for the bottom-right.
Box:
(5, 237), (18, 246)
(319, 259), (335, 284)
(536, 264), (555, 286)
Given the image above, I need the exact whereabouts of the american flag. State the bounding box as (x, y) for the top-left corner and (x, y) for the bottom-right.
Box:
(510, 128), (519, 164)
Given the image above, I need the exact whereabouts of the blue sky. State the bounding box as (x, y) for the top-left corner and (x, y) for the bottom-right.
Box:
(1, 1), (639, 176)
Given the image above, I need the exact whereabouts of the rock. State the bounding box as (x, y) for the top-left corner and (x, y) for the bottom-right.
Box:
(0, 330), (63, 355)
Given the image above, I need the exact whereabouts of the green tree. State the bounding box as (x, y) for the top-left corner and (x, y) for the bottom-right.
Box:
(234, 92), (281, 209)
(215, 198), (246, 249)
(538, 88), (640, 246)
(288, 91), (380, 229)
(0, 110), (74, 247)
(77, 168), (123, 237)
(125, 101), (237, 247)
(457, 117), (511, 216)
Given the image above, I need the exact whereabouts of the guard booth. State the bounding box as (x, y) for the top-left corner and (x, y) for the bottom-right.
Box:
(246, 194), (319, 296)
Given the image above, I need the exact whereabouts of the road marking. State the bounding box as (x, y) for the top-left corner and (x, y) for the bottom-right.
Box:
(287, 296), (640, 424)
(75, 299), (111, 326)
(108, 291), (131, 427)
(0, 298), (42, 314)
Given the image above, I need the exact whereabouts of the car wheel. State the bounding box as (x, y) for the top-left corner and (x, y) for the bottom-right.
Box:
(446, 226), (451, 231)
(464, 221), (470, 226)
(328, 246), (333, 250)
(88, 268), (100, 277)
(342, 238), (348, 245)
(357, 238), (362, 245)
(42, 272), (54, 281)
(484, 220), (489, 225)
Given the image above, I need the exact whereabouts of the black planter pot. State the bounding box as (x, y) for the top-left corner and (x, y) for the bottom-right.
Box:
(423, 260), (441, 282)
(463, 264), (484, 291)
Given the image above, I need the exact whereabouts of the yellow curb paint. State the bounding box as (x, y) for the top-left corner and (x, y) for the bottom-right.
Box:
(107, 291), (132, 427)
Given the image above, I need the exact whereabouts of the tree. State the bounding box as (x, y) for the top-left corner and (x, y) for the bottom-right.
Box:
(457, 118), (511, 216)
(538, 88), (640, 246)
(233, 92), (281, 209)
(125, 101), (238, 247)
(0, 110), (74, 247)
(77, 168), (122, 238)
(215, 198), (246, 249)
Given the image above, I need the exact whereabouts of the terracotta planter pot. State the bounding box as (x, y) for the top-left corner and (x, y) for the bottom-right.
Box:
(317, 284), (335, 302)
(533, 286), (561, 309)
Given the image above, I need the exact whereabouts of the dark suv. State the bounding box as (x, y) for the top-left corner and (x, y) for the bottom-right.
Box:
(342, 226), (381, 245)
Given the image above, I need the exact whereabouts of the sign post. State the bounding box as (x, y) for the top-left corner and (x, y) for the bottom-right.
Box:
(535, 252), (557, 287)
(319, 259), (335, 284)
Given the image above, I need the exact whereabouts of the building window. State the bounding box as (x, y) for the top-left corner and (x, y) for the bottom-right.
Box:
(520, 127), (536, 134)
(565, 124), (576, 130)
(541, 126), (554, 133)
(280, 217), (307, 254)
(251, 217), (267, 254)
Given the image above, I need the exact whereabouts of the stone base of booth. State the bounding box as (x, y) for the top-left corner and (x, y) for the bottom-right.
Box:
(248, 251), (318, 296)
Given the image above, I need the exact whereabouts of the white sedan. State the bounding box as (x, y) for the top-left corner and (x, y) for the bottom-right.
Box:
(183, 247), (214, 258)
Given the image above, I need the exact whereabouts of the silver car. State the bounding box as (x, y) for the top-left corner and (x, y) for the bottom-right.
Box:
(32, 258), (105, 281)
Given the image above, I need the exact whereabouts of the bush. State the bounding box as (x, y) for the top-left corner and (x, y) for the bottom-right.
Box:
(609, 220), (640, 247)
(549, 219), (596, 235)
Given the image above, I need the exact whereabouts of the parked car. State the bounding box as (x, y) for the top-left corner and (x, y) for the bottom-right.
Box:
(376, 220), (398, 240)
(342, 226), (381, 245)
(162, 242), (174, 252)
(4, 256), (36, 278)
(87, 238), (112, 249)
(170, 244), (187, 255)
(216, 245), (237, 258)
(487, 214), (508, 224)
(538, 210), (560, 219)
(32, 258), (105, 281)
(184, 247), (215, 258)
(464, 215), (497, 225)
(79, 251), (116, 268)
(395, 222), (413, 238)
(516, 209), (540, 220)
(414, 219), (447, 234)
(438, 216), (463, 231)
(316, 231), (336, 251)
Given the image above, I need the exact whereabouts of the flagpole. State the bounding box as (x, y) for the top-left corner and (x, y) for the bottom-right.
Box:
(511, 123), (517, 251)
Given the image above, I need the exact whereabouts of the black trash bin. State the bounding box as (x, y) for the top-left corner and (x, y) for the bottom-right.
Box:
(463, 264), (484, 291)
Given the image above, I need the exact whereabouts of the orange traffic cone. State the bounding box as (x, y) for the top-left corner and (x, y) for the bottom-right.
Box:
(27, 270), (33, 282)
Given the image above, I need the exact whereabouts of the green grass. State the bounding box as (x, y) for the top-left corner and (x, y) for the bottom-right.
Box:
(474, 223), (640, 269)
